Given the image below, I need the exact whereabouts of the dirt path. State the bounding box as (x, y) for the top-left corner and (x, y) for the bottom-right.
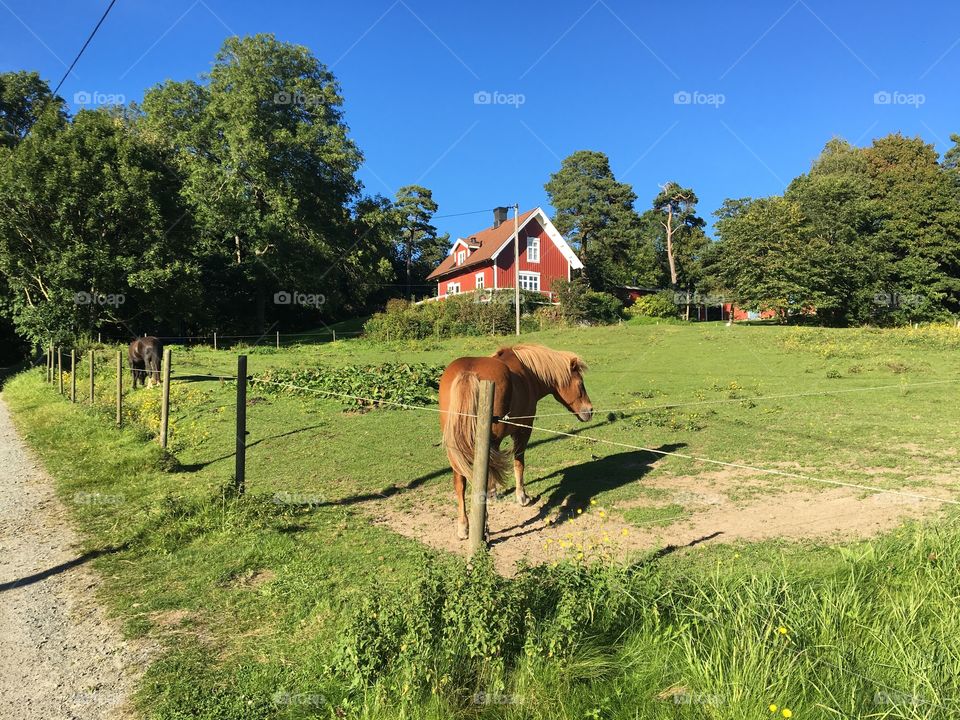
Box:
(0, 395), (148, 720)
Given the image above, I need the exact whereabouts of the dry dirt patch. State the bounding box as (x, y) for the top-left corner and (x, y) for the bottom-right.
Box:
(370, 465), (946, 574)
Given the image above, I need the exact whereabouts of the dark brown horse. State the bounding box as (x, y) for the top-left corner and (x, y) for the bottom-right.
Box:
(128, 337), (164, 389)
(438, 344), (593, 539)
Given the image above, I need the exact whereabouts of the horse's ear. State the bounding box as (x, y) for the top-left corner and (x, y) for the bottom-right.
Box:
(570, 357), (579, 372)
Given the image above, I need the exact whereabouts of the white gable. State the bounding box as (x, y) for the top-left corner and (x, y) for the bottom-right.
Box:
(490, 207), (584, 270)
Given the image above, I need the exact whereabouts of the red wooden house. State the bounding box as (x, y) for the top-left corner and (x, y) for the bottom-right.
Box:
(426, 207), (583, 300)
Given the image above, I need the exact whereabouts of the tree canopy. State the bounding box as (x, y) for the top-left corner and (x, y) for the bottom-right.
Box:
(0, 35), (429, 343)
(2, 43), (960, 346)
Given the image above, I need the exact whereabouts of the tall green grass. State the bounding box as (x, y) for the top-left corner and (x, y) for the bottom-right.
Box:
(4, 322), (960, 719)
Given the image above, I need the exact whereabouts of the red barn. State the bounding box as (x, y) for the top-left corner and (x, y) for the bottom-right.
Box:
(426, 207), (583, 300)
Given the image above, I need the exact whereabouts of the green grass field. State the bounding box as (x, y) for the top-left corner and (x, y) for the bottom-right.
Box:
(4, 321), (960, 719)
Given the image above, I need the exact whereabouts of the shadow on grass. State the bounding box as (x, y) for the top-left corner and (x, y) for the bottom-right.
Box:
(491, 444), (687, 544)
(300, 418), (640, 509)
(170, 411), (673, 520)
(0, 544), (128, 592)
(172, 423), (328, 472)
(639, 531), (723, 565)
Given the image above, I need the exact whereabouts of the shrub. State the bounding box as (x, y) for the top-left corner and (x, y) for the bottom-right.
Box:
(552, 279), (623, 325)
(626, 291), (679, 319)
(334, 554), (654, 694)
(364, 290), (545, 341)
(253, 363), (443, 410)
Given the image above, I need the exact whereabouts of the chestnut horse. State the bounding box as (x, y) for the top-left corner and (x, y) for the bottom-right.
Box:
(128, 336), (164, 389)
(439, 344), (593, 539)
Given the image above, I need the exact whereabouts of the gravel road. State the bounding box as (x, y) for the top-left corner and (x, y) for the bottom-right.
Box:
(0, 394), (147, 719)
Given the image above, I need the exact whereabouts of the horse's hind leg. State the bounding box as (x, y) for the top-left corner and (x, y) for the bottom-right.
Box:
(453, 472), (469, 540)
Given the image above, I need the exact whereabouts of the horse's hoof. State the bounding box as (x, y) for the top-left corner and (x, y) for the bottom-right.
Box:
(457, 521), (469, 540)
(517, 491), (532, 507)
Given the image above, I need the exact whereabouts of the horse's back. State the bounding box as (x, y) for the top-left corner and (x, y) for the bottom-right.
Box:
(439, 356), (512, 424)
(129, 336), (163, 364)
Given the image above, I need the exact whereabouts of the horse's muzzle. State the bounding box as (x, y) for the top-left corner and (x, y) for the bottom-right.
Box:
(577, 407), (594, 422)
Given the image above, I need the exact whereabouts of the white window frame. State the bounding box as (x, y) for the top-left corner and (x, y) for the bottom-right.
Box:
(447, 282), (461, 295)
(526, 235), (540, 263)
(475, 272), (484, 289)
(456, 250), (466, 265)
(518, 271), (540, 292)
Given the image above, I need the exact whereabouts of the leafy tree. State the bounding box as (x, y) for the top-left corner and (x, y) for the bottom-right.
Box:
(649, 182), (708, 317)
(394, 185), (448, 298)
(944, 133), (960, 174)
(862, 134), (960, 320)
(0, 108), (195, 343)
(784, 140), (883, 324)
(544, 150), (648, 290)
(712, 196), (820, 319)
(0, 70), (64, 148)
(652, 183), (703, 287)
(141, 34), (366, 331)
(711, 135), (960, 325)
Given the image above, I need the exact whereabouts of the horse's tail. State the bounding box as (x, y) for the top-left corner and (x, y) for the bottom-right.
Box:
(443, 371), (510, 491)
(143, 344), (163, 382)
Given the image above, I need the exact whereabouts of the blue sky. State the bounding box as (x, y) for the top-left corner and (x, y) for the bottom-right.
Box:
(2, 0), (959, 239)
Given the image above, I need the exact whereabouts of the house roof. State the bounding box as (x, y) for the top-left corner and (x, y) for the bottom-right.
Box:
(427, 209), (538, 281)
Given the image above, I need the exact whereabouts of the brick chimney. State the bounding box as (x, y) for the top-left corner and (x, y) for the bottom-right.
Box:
(493, 206), (508, 228)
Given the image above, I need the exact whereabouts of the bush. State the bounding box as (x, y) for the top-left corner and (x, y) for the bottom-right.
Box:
(364, 290), (546, 341)
(626, 291), (679, 319)
(334, 554), (654, 694)
(552, 279), (622, 325)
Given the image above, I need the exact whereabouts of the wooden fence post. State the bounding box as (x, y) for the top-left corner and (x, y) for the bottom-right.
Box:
(47, 345), (53, 384)
(58, 348), (63, 395)
(89, 350), (95, 404)
(213, 332), (218, 350)
(159, 348), (172, 449)
(332, 329), (336, 342)
(70, 349), (76, 402)
(235, 355), (247, 495)
(115, 351), (122, 427)
(468, 379), (496, 555)
(276, 330), (280, 349)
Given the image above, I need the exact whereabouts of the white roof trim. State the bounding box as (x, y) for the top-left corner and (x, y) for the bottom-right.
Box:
(490, 207), (584, 270)
(449, 238), (470, 254)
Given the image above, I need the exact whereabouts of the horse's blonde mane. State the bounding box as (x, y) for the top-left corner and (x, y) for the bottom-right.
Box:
(495, 344), (587, 387)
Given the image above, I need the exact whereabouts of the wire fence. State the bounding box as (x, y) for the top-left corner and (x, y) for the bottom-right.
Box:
(36, 341), (960, 709)
(90, 328), (364, 349)
(42, 342), (960, 515)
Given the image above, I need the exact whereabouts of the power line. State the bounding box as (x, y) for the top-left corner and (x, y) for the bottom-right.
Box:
(52, 0), (119, 96)
(433, 208), (497, 220)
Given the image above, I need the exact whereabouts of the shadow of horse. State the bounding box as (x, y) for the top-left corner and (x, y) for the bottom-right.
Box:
(491, 443), (687, 544)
